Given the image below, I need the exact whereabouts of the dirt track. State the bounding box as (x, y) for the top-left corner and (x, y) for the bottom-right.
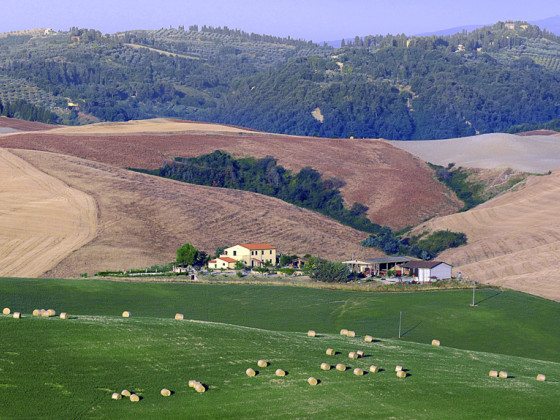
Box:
(414, 171), (560, 302)
(0, 148), (98, 277)
(10, 149), (379, 278)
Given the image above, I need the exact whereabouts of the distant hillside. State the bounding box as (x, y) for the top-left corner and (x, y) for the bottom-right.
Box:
(1, 22), (560, 139)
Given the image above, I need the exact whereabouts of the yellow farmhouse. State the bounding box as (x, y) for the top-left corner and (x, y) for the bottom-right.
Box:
(207, 256), (237, 270)
(221, 243), (277, 267)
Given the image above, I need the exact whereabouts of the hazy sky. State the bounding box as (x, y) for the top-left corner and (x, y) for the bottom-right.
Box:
(3, 0), (560, 42)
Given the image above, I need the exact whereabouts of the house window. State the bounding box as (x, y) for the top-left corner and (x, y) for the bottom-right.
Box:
(233, 251), (237, 256)
(270, 250), (272, 254)
(224, 251), (227, 255)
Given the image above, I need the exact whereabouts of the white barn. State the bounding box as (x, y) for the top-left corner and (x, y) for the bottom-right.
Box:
(401, 261), (453, 282)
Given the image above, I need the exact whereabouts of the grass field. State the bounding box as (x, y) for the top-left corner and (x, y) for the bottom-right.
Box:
(1, 278), (559, 418)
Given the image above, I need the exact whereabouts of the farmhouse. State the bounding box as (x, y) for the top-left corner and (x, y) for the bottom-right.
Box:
(221, 243), (277, 267)
(207, 256), (237, 270)
(400, 261), (452, 282)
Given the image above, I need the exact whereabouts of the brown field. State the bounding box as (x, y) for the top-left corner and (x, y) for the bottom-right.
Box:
(0, 119), (461, 229)
(0, 117), (57, 132)
(388, 133), (560, 174)
(10, 149), (378, 278)
(0, 148), (97, 277)
(413, 170), (560, 302)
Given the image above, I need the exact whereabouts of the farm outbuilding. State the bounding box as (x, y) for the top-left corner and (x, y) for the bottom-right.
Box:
(400, 261), (452, 282)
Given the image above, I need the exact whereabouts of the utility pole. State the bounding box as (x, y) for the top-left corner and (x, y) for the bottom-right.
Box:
(471, 281), (477, 307)
(398, 311), (402, 339)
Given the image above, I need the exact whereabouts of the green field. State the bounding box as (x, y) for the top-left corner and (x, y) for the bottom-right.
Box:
(0, 278), (559, 418)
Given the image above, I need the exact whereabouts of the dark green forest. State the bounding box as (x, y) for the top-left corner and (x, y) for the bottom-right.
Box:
(1, 21), (559, 138)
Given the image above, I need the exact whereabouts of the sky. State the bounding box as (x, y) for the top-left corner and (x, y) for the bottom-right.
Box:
(2, 0), (560, 42)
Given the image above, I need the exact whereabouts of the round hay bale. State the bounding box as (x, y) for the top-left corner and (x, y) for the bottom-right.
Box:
(340, 329), (348, 335)
(348, 352), (358, 360)
(432, 339), (441, 346)
(129, 394), (140, 402)
(275, 369), (286, 377)
(499, 371), (508, 379)
(357, 350), (364, 358)
(160, 388), (171, 397)
(13, 312), (21, 319)
(40, 309), (48, 317)
(326, 348), (335, 356)
(246, 368), (256, 377)
(369, 365), (379, 373)
(175, 313), (184, 320)
(122, 311), (131, 318)
(307, 377), (318, 386)
(307, 330), (316, 337)
(195, 383), (206, 393)
(111, 392), (122, 400)
(121, 389), (131, 397)
(365, 335), (373, 343)
(397, 371), (407, 378)
(347, 330), (356, 338)
(32, 309), (40, 316)
(188, 380), (198, 388)
(336, 363), (346, 371)
(2, 308), (10, 315)
(353, 368), (364, 376)
(60, 312), (68, 319)
(537, 374), (546, 382)
(489, 370), (498, 378)
(257, 360), (268, 368)
(320, 363), (331, 371)
(395, 365), (403, 372)
(47, 309), (56, 317)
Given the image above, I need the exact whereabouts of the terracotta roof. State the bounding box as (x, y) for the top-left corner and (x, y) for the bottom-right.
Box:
(208, 259), (217, 263)
(218, 257), (237, 263)
(239, 243), (276, 250)
(401, 261), (450, 269)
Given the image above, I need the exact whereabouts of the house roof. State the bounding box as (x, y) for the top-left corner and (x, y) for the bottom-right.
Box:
(239, 243), (276, 250)
(364, 257), (414, 264)
(218, 257), (237, 263)
(401, 261), (450, 269)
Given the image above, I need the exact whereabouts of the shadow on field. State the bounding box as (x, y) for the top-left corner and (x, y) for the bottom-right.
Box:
(475, 290), (503, 306)
(401, 321), (422, 337)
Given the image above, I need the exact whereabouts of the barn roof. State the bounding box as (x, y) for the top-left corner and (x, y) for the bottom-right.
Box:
(401, 261), (450, 269)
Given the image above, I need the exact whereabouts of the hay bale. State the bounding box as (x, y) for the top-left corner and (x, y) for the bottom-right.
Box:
(32, 309), (40, 316)
(307, 377), (318, 386)
(395, 365), (403, 372)
(357, 350), (364, 358)
(160, 388), (171, 397)
(347, 330), (356, 338)
(41, 310), (50, 317)
(365, 335), (373, 343)
(175, 313), (184, 320)
(432, 339), (441, 346)
(499, 371), (508, 379)
(320, 363), (331, 371)
(397, 371), (407, 378)
(340, 329), (348, 335)
(489, 370), (498, 378)
(122, 311), (131, 318)
(13, 312), (21, 319)
(275, 369), (286, 377)
(353, 368), (364, 376)
(257, 360), (268, 368)
(348, 352), (358, 360)
(129, 394), (140, 402)
(121, 389), (131, 397)
(307, 330), (316, 337)
(188, 380), (198, 388)
(369, 365), (379, 373)
(47, 309), (56, 317)
(537, 374), (546, 382)
(336, 363), (346, 371)
(195, 383), (206, 393)
(246, 368), (256, 377)
(326, 348), (335, 356)
(2, 308), (10, 315)
(111, 392), (122, 400)
(60, 312), (68, 319)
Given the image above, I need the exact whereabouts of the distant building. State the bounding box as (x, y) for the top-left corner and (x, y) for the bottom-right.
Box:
(207, 256), (238, 270)
(505, 22), (516, 30)
(400, 261), (453, 282)
(217, 243), (277, 268)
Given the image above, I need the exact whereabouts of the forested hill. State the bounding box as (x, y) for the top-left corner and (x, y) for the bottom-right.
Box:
(1, 21), (559, 139)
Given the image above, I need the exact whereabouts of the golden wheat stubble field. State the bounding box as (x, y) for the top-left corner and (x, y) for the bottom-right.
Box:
(0, 119), (462, 229)
(10, 149), (376, 278)
(0, 148), (98, 277)
(415, 170), (560, 302)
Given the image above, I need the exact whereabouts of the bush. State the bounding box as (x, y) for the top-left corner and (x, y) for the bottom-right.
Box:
(303, 257), (350, 283)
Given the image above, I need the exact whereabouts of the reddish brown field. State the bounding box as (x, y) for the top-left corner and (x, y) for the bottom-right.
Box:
(0, 129), (461, 229)
(11, 149), (378, 278)
(0, 117), (57, 131)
